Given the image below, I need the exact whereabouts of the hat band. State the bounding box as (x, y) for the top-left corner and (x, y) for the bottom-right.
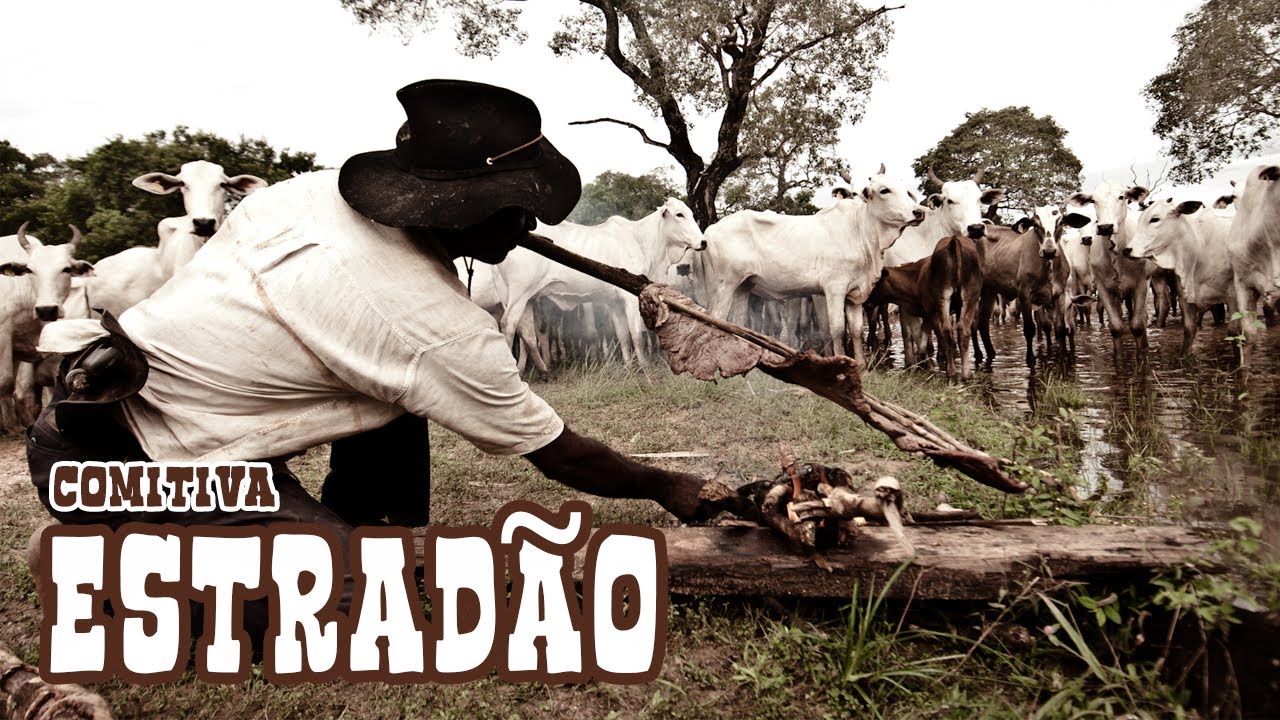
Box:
(393, 138), (546, 180)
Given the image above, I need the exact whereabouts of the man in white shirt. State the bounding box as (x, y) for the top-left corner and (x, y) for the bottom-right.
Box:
(28, 79), (739, 647)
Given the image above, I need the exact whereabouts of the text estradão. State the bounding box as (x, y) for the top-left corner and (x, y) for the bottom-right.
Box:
(39, 461), (667, 685)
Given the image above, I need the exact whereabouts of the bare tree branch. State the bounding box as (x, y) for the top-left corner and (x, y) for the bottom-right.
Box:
(570, 117), (671, 149)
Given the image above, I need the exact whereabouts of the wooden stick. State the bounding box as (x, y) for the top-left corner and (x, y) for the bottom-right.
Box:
(517, 233), (1028, 493)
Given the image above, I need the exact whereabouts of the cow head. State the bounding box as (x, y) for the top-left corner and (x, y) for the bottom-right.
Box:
(1010, 206), (1090, 259)
(655, 197), (705, 276)
(1068, 182), (1148, 255)
(925, 167), (1005, 240)
(1125, 197), (1207, 269)
(3, 223), (94, 321)
(862, 168), (927, 248)
(133, 160), (268, 238)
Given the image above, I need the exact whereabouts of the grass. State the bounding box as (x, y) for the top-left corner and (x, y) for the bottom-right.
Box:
(0, 360), (1275, 718)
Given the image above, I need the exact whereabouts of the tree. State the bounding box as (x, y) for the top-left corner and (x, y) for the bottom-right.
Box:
(567, 169), (681, 224)
(338, 0), (897, 228)
(719, 75), (845, 215)
(912, 107), (1083, 220)
(0, 140), (66, 235)
(1144, 0), (1280, 183)
(14, 128), (321, 261)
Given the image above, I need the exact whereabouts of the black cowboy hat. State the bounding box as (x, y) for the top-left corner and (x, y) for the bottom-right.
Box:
(339, 79), (582, 229)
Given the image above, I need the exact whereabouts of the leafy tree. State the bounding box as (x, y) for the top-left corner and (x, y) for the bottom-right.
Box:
(567, 169), (681, 224)
(0, 140), (66, 235)
(338, 0), (897, 228)
(719, 75), (845, 215)
(17, 127), (321, 261)
(1143, 0), (1280, 182)
(912, 106), (1083, 219)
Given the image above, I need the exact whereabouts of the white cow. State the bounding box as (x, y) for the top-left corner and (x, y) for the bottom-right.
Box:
(0, 223), (93, 428)
(495, 198), (706, 368)
(1069, 182), (1153, 354)
(700, 169), (926, 365)
(1060, 221), (1097, 326)
(1224, 164), (1280, 364)
(1125, 196), (1236, 355)
(86, 217), (206, 317)
(132, 160), (268, 238)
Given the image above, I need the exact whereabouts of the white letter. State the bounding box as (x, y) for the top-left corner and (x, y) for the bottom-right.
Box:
(48, 534), (105, 675)
(433, 536), (496, 675)
(271, 534), (339, 674)
(190, 536), (261, 675)
(592, 535), (659, 675)
(119, 533), (182, 675)
(349, 536), (424, 674)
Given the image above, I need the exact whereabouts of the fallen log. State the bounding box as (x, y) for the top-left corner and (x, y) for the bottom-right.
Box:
(517, 232), (1028, 494)
(0, 646), (113, 720)
(412, 524), (1213, 601)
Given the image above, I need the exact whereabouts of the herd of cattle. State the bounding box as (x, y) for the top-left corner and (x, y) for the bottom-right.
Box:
(0, 159), (1277, 430)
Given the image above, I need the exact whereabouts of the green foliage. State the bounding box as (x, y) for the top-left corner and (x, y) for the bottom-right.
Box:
(567, 169), (681, 225)
(1144, 0), (1280, 183)
(340, 0), (896, 227)
(0, 140), (67, 236)
(912, 106), (1083, 219)
(0, 128), (320, 261)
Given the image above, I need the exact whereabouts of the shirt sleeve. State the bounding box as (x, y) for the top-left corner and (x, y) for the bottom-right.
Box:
(399, 325), (564, 456)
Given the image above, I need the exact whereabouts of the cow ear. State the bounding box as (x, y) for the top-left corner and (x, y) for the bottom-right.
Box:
(980, 188), (1005, 205)
(862, 186), (872, 201)
(1174, 200), (1203, 216)
(1214, 194), (1236, 209)
(831, 187), (852, 199)
(0, 262), (31, 277)
(1012, 217), (1034, 234)
(925, 193), (943, 209)
(69, 260), (95, 277)
(132, 172), (183, 195)
(1260, 165), (1280, 182)
(1126, 185), (1150, 204)
(224, 174), (268, 196)
(1063, 212), (1092, 229)
(1068, 192), (1091, 206)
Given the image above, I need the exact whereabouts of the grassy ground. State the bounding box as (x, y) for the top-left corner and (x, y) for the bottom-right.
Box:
(0, 362), (1274, 718)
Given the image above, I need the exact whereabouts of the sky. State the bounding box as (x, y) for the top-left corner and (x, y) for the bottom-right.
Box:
(4, 0), (1253, 205)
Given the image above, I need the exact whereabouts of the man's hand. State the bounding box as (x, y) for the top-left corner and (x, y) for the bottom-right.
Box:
(524, 425), (746, 523)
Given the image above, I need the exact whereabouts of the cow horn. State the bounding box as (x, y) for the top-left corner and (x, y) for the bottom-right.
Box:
(927, 166), (943, 188)
(66, 224), (82, 251)
(15, 221), (31, 252)
(972, 166), (985, 185)
(877, 162), (887, 175)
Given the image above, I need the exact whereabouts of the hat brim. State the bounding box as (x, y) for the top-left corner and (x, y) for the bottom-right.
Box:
(338, 137), (581, 229)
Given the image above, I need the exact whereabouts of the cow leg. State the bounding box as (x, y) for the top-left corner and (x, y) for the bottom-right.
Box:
(1095, 285), (1128, 355)
(1180, 302), (1203, 356)
(1128, 287), (1150, 353)
(975, 292), (996, 364)
(898, 313), (919, 367)
(825, 287), (853, 362)
(517, 307), (551, 376)
(623, 296), (648, 366)
(1019, 297), (1037, 368)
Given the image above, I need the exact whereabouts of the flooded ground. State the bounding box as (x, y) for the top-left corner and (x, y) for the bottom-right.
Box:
(877, 311), (1280, 537)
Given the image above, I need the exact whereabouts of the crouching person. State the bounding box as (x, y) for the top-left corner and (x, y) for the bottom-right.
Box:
(27, 79), (739, 655)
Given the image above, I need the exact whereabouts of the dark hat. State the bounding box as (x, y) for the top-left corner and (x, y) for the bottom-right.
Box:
(339, 79), (582, 229)
(53, 312), (150, 444)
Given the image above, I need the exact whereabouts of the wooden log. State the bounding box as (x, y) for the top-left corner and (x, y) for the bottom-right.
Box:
(0, 646), (114, 720)
(414, 524), (1213, 601)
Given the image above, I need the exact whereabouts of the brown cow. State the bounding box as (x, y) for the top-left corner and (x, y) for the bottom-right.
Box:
(976, 206), (1092, 367)
(866, 234), (983, 380)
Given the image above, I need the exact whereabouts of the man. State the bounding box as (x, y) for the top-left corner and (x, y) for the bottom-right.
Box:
(28, 79), (737, 644)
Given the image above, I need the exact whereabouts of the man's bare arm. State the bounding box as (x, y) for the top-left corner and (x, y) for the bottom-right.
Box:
(524, 425), (739, 523)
